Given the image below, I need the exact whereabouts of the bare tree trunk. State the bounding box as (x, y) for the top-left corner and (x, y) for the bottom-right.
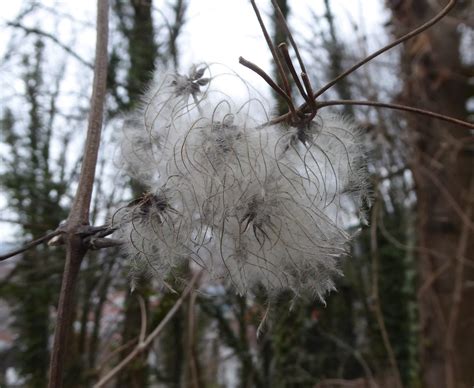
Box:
(387, 1), (474, 387)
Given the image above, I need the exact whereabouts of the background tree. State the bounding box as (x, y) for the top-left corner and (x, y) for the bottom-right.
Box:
(0, 1), (472, 387)
(387, 1), (474, 387)
(0, 38), (70, 387)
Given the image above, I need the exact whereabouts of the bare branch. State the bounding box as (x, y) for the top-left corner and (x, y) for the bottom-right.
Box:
(239, 56), (295, 114)
(87, 237), (124, 250)
(270, 0), (308, 77)
(0, 230), (61, 262)
(316, 100), (474, 129)
(7, 22), (94, 69)
(278, 43), (308, 101)
(268, 99), (474, 129)
(249, 0), (293, 104)
(93, 270), (202, 388)
(311, 0), (456, 100)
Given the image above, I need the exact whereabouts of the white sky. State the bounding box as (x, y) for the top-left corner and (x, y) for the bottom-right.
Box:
(0, 0), (388, 242)
(1, 0), (388, 83)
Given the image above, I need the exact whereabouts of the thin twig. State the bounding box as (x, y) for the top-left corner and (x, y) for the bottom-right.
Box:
(188, 289), (201, 388)
(278, 43), (308, 101)
(93, 270), (202, 388)
(270, 0), (308, 76)
(418, 164), (474, 230)
(252, 0), (471, 135)
(7, 22), (94, 69)
(444, 179), (473, 388)
(0, 230), (61, 262)
(239, 56), (295, 114)
(0, 218), (51, 229)
(301, 72), (316, 112)
(138, 294), (147, 344)
(268, 99), (474, 129)
(370, 192), (403, 388)
(311, 0), (456, 100)
(96, 338), (138, 372)
(317, 100), (474, 129)
(317, 327), (378, 388)
(249, 0), (293, 103)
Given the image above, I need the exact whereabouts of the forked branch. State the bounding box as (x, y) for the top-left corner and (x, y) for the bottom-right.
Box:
(310, 0), (457, 100)
(243, 0), (474, 131)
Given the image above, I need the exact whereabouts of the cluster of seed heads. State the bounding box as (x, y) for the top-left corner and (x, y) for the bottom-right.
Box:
(117, 64), (369, 301)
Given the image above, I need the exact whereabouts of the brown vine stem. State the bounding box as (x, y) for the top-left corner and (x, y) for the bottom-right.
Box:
(249, 0), (292, 103)
(278, 43), (308, 101)
(270, 0), (308, 76)
(316, 100), (474, 129)
(259, 1), (468, 131)
(48, 1), (109, 387)
(93, 270), (202, 388)
(311, 0), (456, 100)
(239, 56), (295, 114)
(268, 99), (474, 129)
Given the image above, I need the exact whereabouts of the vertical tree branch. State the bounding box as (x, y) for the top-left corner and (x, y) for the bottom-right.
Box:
(48, 1), (109, 387)
(68, 0), (109, 226)
(445, 179), (473, 388)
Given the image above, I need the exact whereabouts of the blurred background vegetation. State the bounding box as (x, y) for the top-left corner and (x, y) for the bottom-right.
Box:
(0, 0), (472, 387)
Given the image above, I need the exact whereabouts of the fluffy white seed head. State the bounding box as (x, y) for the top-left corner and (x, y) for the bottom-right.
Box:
(117, 64), (369, 301)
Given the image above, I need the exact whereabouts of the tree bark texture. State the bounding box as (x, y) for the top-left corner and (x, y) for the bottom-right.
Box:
(387, 1), (473, 387)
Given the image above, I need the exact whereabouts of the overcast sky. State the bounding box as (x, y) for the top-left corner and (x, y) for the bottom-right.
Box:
(0, 0), (388, 242)
(1, 0), (387, 79)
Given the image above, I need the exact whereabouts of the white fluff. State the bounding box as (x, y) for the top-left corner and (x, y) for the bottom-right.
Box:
(117, 64), (368, 300)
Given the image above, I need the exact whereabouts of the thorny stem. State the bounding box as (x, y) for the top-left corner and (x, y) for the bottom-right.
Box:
(48, 1), (109, 387)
